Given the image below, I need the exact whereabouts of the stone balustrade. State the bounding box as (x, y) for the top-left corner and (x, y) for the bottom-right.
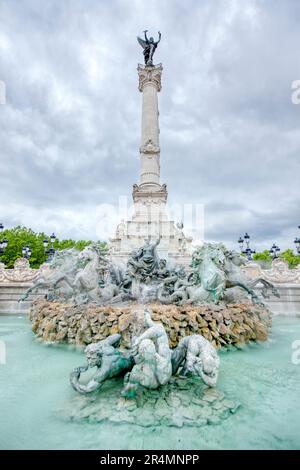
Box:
(242, 258), (300, 316)
(0, 258), (50, 314)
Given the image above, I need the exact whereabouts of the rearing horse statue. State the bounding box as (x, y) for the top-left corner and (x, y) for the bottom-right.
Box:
(157, 243), (279, 306)
(221, 248), (280, 304)
(53, 245), (109, 304)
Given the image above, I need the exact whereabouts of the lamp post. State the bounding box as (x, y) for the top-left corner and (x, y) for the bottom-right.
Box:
(238, 236), (244, 252)
(43, 232), (56, 262)
(269, 243), (280, 260)
(294, 225), (300, 254)
(238, 232), (256, 261)
(22, 245), (32, 260)
(0, 222), (8, 259)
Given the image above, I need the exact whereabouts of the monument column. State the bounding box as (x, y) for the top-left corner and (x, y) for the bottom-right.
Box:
(138, 64), (163, 190)
(109, 33), (193, 262)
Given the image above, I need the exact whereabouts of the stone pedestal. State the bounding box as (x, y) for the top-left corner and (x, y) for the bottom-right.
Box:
(110, 64), (192, 264)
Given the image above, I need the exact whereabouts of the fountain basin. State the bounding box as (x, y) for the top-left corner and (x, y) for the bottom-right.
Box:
(0, 314), (299, 449)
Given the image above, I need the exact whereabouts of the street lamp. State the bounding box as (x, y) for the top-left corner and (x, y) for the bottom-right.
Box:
(0, 239), (8, 256)
(22, 245), (32, 259)
(44, 232), (57, 262)
(294, 225), (300, 254)
(269, 243), (280, 260)
(0, 222), (8, 258)
(238, 236), (244, 251)
(238, 232), (256, 261)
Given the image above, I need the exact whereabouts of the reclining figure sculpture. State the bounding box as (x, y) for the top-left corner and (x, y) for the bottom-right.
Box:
(70, 308), (220, 396)
(70, 334), (133, 394)
(121, 308), (172, 397)
(172, 335), (220, 387)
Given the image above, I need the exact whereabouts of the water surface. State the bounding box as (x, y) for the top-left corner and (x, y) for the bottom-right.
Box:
(0, 315), (299, 450)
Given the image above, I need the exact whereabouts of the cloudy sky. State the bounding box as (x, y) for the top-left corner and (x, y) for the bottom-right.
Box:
(0, 0), (299, 252)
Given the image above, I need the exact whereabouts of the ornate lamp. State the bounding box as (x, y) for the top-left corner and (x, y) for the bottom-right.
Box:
(244, 232), (250, 245)
(238, 233), (255, 260)
(294, 225), (300, 254)
(0, 223), (8, 257)
(269, 243), (280, 259)
(22, 245), (32, 259)
(238, 236), (244, 251)
(44, 232), (57, 262)
(294, 238), (300, 253)
(243, 246), (256, 261)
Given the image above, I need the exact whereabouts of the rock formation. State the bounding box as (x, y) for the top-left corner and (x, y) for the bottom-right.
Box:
(30, 299), (271, 349)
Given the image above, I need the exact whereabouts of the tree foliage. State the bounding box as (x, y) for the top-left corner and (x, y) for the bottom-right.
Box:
(252, 250), (272, 262)
(0, 226), (104, 269)
(253, 248), (300, 269)
(279, 249), (300, 269)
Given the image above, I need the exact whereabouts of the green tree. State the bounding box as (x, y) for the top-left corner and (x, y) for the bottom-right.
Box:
(252, 249), (272, 263)
(55, 239), (94, 251)
(252, 249), (273, 268)
(0, 226), (48, 268)
(0, 226), (106, 268)
(280, 249), (300, 269)
(252, 248), (300, 269)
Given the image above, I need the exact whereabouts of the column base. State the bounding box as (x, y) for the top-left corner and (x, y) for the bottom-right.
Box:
(132, 182), (168, 204)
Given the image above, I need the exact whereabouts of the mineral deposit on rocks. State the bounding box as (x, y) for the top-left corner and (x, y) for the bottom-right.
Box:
(29, 299), (272, 349)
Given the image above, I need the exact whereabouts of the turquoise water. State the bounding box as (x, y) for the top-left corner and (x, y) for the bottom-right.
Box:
(0, 314), (299, 450)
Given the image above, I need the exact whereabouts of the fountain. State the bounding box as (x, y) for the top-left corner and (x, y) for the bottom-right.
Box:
(23, 238), (279, 426)
(26, 240), (276, 346)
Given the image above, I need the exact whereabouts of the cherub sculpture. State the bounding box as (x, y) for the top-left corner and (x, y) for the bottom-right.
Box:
(137, 30), (161, 66)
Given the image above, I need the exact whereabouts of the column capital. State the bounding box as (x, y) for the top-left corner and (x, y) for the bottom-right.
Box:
(138, 63), (163, 92)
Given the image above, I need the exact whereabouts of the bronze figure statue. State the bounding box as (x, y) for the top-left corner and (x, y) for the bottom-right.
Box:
(137, 30), (161, 66)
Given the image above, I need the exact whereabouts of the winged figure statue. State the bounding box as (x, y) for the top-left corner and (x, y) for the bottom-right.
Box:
(137, 30), (161, 66)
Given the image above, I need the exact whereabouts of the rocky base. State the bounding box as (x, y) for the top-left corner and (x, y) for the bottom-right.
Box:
(29, 299), (272, 349)
(59, 376), (240, 428)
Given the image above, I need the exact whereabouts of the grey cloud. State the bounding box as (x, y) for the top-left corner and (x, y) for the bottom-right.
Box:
(0, 0), (299, 252)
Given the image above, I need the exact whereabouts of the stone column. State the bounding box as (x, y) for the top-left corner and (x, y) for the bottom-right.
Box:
(138, 64), (163, 190)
